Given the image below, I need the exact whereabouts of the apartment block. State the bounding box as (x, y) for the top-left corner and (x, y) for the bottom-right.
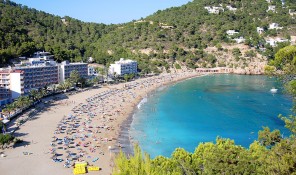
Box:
(0, 70), (24, 104)
(0, 51), (89, 106)
(109, 58), (137, 76)
(59, 61), (88, 82)
(16, 65), (59, 93)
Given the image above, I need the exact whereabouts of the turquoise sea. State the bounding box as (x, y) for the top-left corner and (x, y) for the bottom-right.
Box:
(130, 74), (293, 158)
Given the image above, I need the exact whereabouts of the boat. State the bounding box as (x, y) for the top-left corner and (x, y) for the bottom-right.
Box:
(270, 87), (278, 93)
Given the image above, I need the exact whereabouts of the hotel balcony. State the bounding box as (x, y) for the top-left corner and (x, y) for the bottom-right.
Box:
(0, 81), (9, 84)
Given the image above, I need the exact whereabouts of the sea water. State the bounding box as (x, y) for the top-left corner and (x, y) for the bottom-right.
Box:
(130, 74), (293, 158)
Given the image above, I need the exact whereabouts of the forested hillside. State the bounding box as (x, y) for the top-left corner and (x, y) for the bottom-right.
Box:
(0, 0), (296, 74)
(0, 0), (117, 64)
(94, 0), (296, 73)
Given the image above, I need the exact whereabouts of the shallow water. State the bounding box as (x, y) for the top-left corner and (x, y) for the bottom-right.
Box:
(130, 75), (293, 158)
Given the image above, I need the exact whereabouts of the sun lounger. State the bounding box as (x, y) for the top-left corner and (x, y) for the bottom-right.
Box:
(87, 166), (100, 171)
(22, 152), (32, 155)
(52, 158), (63, 162)
(74, 161), (87, 168)
(92, 157), (99, 162)
(73, 166), (86, 175)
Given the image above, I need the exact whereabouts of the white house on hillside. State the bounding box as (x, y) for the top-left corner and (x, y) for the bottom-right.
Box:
(266, 38), (289, 47)
(267, 5), (276, 12)
(234, 36), (246, 43)
(226, 5), (237, 11)
(204, 6), (224, 14)
(269, 23), (283, 30)
(257, 27), (264, 34)
(226, 30), (239, 36)
(289, 9), (296, 16)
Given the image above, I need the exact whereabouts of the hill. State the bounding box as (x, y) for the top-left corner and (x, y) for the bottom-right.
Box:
(1, 0), (296, 74)
(0, 0), (117, 64)
(93, 0), (296, 74)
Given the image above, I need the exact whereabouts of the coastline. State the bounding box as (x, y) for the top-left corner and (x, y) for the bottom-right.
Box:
(0, 71), (202, 175)
(115, 72), (204, 157)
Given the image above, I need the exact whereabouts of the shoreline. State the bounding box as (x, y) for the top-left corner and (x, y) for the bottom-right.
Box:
(0, 71), (202, 175)
(115, 72), (204, 156)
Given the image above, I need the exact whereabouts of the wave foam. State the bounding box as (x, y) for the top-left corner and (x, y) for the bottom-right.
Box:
(137, 98), (148, 109)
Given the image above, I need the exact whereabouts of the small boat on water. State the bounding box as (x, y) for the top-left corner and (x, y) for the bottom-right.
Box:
(270, 87), (278, 93)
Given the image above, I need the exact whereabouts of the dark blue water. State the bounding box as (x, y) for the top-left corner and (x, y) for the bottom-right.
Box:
(130, 75), (293, 158)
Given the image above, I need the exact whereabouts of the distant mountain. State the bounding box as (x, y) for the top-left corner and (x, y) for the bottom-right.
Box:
(1, 0), (296, 74)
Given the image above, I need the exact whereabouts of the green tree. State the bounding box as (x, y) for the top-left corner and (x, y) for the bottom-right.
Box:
(123, 74), (129, 82)
(245, 50), (256, 58)
(113, 145), (155, 175)
(2, 103), (16, 118)
(264, 65), (276, 75)
(29, 89), (42, 102)
(78, 77), (87, 88)
(15, 96), (31, 109)
(171, 148), (194, 174)
(232, 48), (242, 57)
(174, 63), (181, 69)
(258, 127), (282, 147)
(69, 70), (81, 86)
(271, 45), (296, 70)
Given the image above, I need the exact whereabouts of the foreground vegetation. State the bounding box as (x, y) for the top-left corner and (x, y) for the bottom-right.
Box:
(113, 46), (296, 175)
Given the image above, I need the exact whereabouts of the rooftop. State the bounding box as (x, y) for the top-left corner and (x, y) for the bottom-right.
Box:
(114, 58), (137, 64)
(0, 69), (24, 74)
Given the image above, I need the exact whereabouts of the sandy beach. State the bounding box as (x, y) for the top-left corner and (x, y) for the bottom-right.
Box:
(0, 71), (200, 175)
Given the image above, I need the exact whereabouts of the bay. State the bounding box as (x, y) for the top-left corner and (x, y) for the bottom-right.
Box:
(130, 74), (293, 158)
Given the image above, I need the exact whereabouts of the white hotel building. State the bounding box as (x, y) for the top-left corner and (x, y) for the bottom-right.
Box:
(58, 61), (88, 82)
(109, 58), (137, 76)
(0, 58), (59, 103)
(15, 59), (59, 93)
(0, 70), (24, 105)
(0, 52), (88, 105)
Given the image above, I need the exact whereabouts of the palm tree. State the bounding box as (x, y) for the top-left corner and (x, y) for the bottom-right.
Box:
(124, 74), (129, 82)
(113, 72), (119, 84)
(15, 96), (31, 109)
(2, 103), (16, 119)
(64, 79), (73, 90)
(58, 80), (73, 92)
(48, 84), (58, 93)
(29, 89), (40, 102)
(69, 70), (80, 86)
(40, 89), (47, 98)
(57, 83), (65, 91)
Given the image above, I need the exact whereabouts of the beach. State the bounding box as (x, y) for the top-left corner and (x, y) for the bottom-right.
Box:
(0, 71), (200, 175)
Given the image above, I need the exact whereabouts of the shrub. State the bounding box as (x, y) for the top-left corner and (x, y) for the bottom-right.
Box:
(0, 134), (14, 145)
(175, 63), (181, 69)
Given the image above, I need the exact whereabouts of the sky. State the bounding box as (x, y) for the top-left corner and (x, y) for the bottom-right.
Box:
(12, 0), (192, 24)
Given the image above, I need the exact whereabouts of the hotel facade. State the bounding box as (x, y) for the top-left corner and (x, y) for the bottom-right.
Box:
(0, 52), (88, 105)
(16, 62), (59, 94)
(58, 61), (88, 82)
(0, 70), (24, 105)
(109, 58), (137, 76)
